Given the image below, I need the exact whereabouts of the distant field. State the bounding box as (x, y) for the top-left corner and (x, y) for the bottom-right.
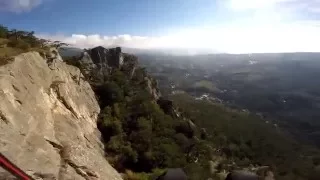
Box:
(193, 80), (220, 92)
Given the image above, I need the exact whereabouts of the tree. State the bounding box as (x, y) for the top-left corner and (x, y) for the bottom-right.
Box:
(52, 41), (69, 48)
(0, 25), (8, 38)
(175, 121), (195, 138)
(16, 30), (27, 39)
(27, 31), (35, 37)
(39, 39), (49, 48)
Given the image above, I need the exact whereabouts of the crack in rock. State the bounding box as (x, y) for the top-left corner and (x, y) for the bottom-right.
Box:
(33, 172), (56, 180)
(67, 161), (99, 180)
(0, 111), (9, 124)
(49, 82), (78, 118)
(45, 140), (99, 180)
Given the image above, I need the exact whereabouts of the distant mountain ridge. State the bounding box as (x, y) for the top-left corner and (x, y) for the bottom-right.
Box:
(59, 46), (221, 57)
(59, 46), (320, 60)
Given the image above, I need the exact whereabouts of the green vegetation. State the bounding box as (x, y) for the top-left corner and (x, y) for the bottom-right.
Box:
(193, 80), (220, 92)
(76, 52), (320, 179)
(170, 94), (320, 180)
(95, 68), (213, 179)
(122, 169), (166, 180)
(93, 59), (320, 179)
(3, 25), (319, 179)
(0, 25), (68, 65)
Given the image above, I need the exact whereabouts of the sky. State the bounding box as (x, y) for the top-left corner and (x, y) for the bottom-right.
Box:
(1, 0), (320, 53)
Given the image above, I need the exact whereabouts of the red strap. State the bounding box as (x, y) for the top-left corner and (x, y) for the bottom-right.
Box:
(0, 153), (32, 180)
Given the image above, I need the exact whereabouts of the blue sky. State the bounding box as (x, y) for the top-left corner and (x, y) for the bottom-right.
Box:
(1, 0), (222, 35)
(1, 0), (320, 53)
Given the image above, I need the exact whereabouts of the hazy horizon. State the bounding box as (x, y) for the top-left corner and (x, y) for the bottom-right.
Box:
(2, 0), (320, 54)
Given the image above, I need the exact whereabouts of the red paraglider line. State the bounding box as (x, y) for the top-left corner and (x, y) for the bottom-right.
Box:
(0, 153), (32, 180)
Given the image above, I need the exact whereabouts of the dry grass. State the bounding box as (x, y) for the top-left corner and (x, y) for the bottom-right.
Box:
(0, 38), (49, 55)
(0, 38), (9, 45)
(0, 38), (52, 66)
(0, 56), (14, 66)
(30, 47), (51, 55)
(0, 46), (24, 57)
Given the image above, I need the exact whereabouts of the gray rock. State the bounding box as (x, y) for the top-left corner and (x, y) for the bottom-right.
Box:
(145, 76), (161, 100)
(78, 47), (124, 85)
(89, 46), (123, 69)
(0, 51), (122, 180)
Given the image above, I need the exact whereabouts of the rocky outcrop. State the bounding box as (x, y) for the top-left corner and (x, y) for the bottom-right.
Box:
(122, 53), (138, 79)
(0, 50), (122, 180)
(145, 76), (161, 100)
(78, 51), (101, 83)
(78, 47), (124, 84)
(89, 46), (123, 69)
(77, 46), (161, 101)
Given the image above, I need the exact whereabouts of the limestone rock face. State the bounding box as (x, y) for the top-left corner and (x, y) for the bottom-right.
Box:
(78, 47), (124, 85)
(145, 76), (161, 100)
(89, 46), (123, 69)
(0, 52), (122, 180)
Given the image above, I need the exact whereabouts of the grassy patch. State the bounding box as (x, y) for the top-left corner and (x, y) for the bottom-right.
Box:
(193, 80), (220, 92)
(0, 38), (9, 45)
(122, 169), (166, 180)
(0, 38), (52, 66)
(0, 46), (24, 57)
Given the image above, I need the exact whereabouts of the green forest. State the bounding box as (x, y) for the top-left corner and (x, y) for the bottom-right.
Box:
(171, 94), (320, 180)
(93, 66), (214, 179)
(92, 59), (320, 179)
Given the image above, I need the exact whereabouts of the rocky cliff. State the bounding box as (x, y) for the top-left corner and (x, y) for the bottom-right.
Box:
(76, 47), (124, 85)
(74, 47), (160, 100)
(0, 49), (122, 180)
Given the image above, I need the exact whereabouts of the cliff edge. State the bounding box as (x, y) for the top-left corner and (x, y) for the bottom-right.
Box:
(0, 49), (122, 180)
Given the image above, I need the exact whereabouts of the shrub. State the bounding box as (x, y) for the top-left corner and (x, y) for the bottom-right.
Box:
(7, 39), (30, 50)
(95, 82), (124, 107)
(7, 39), (18, 47)
(175, 121), (195, 138)
(123, 170), (149, 180)
(0, 38), (8, 46)
(0, 56), (14, 66)
(174, 133), (190, 150)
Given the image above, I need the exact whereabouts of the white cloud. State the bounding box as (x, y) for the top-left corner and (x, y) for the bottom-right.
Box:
(37, 22), (320, 54)
(35, 0), (320, 54)
(229, 0), (320, 14)
(229, 0), (294, 10)
(0, 0), (43, 13)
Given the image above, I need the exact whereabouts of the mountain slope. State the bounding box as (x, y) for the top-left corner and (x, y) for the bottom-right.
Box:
(171, 94), (320, 180)
(2, 41), (320, 179)
(67, 46), (315, 180)
(0, 49), (122, 180)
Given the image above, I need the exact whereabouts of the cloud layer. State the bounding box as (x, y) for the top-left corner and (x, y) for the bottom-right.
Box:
(0, 0), (43, 13)
(6, 0), (320, 53)
(37, 22), (320, 54)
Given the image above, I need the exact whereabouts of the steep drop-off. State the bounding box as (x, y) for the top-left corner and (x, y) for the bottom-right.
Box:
(0, 49), (122, 180)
